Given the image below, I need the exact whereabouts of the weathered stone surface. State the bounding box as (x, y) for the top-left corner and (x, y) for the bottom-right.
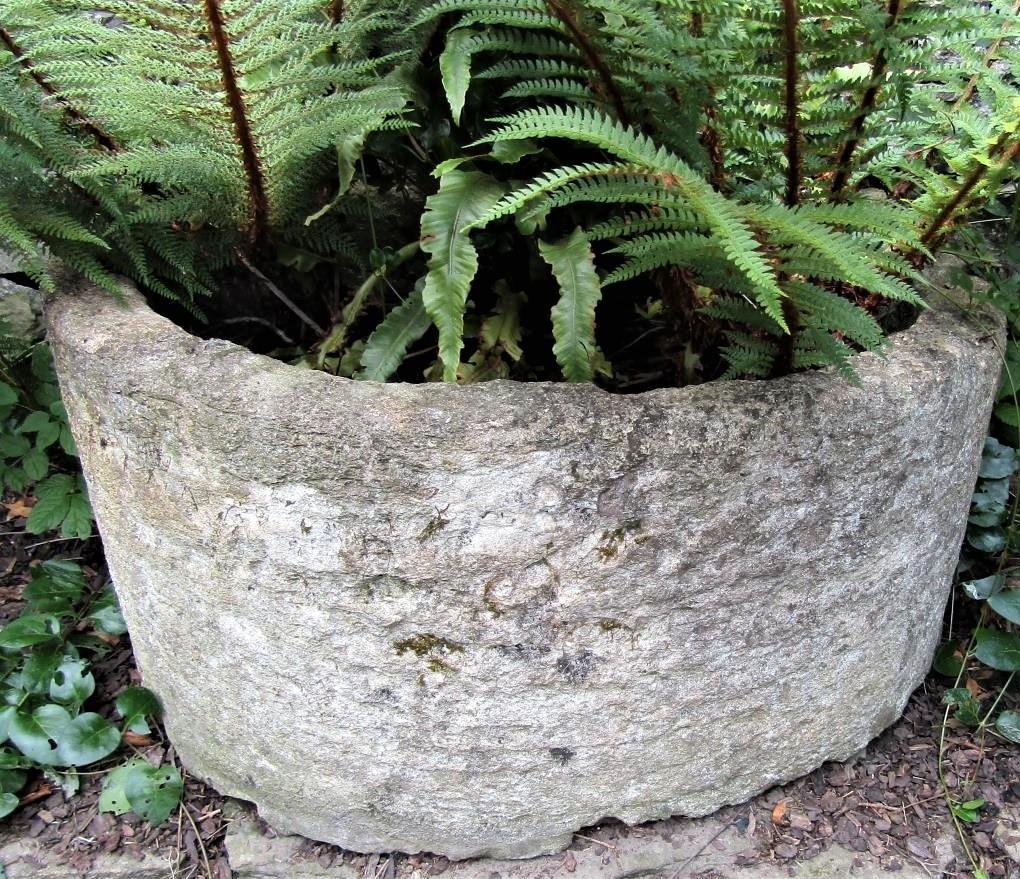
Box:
(47, 280), (1002, 859)
(222, 802), (958, 879)
(0, 833), (179, 878)
(0, 276), (44, 340)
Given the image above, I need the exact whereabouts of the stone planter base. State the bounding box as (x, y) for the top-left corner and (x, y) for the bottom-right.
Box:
(48, 280), (1001, 859)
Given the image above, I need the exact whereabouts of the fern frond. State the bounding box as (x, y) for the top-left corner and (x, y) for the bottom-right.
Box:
(357, 286), (432, 382)
(420, 170), (507, 382)
(539, 228), (604, 382)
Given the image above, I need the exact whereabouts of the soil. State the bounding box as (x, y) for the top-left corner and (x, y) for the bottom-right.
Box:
(1, 502), (1018, 879)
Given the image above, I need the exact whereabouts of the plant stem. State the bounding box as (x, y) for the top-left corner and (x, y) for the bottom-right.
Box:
(830, 0), (903, 199)
(0, 27), (118, 151)
(920, 133), (1020, 247)
(689, 12), (726, 193)
(937, 623), (986, 878)
(236, 252), (326, 336)
(315, 241), (422, 369)
(952, 1), (1020, 112)
(203, 0), (270, 245)
(781, 0), (801, 207)
(545, 0), (630, 125)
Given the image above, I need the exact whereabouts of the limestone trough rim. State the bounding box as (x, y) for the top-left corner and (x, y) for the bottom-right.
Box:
(54, 278), (990, 407)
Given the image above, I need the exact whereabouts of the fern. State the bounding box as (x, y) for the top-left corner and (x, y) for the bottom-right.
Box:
(0, 0), (413, 300)
(2, 0), (1018, 386)
(420, 170), (507, 381)
(357, 286), (432, 381)
(539, 228), (603, 382)
(417, 0), (1019, 381)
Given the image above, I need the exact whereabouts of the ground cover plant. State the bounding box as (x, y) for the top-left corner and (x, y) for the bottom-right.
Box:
(0, 304), (183, 826)
(0, 0), (1017, 387)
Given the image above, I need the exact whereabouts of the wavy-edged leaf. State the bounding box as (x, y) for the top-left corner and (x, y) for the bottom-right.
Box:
(357, 287), (432, 382)
(539, 228), (603, 382)
(440, 28), (476, 125)
(420, 170), (507, 382)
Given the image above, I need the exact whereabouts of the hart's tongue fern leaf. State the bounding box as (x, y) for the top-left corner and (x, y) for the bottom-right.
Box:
(1, 0), (1017, 383)
(424, 0), (1020, 381)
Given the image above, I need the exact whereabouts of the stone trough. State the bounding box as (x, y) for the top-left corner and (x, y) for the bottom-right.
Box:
(47, 279), (1002, 859)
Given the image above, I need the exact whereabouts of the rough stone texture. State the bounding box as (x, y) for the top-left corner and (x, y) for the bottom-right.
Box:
(0, 276), (44, 340)
(46, 280), (1003, 860)
(0, 800), (959, 879)
(221, 802), (958, 879)
(0, 835), (179, 879)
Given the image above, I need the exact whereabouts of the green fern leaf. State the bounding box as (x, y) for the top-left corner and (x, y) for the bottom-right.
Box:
(356, 286), (432, 382)
(420, 170), (507, 382)
(440, 28), (475, 125)
(539, 228), (604, 382)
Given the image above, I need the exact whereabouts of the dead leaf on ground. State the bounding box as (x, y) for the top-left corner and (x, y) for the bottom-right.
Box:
(2, 497), (34, 520)
(771, 800), (788, 825)
(122, 731), (155, 747)
(19, 783), (53, 806)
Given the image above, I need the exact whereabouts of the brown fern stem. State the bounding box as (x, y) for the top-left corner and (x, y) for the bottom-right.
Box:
(328, 0), (345, 24)
(830, 0), (903, 198)
(920, 134), (1020, 247)
(781, 0), (801, 207)
(952, 0), (1020, 112)
(0, 26), (118, 151)
(545, 0), (630, 126)
(203, 0), (270, 244)
(689, 13), (726, 192)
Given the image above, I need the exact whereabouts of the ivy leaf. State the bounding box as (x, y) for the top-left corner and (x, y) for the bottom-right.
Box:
(0, 383), (17, 408)
(9, 704), (71, 765)
(87, 587), (127, 636)
(0, 432), (31, 458)
(56, 713), (120, 766)
(35, 420), (61, 450)
(0, 791), (18, 818)
(49, 659), (96, 706)
(356, 287), (432, 382)
(962, 574), (1005, 600)
(123, 763), (182, 825)
(0, 613), (61, 650)
(19, 411), (51, 433)
(943, 687), (983, 726)
(540, 228), (604, 382)
(988, 588), (1020, 625)
(101, 760), (182, 825)
(21, 647), (62, 695)
(0, 766), (27, 795)
(973, 627), (1020, 672)
(0, 705), (15, 742)
(979, 437), (1017, 479)
(932, 641), (964, 677)
(420, 170), (506, 382)
(116, 687), (162, 735)
(968, 529), (1006, 553)
(61, 489), (93, 540)
(24, 560), (86, 614)
(439, 28), (475, 125)
(996, 710), (1020, 743)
